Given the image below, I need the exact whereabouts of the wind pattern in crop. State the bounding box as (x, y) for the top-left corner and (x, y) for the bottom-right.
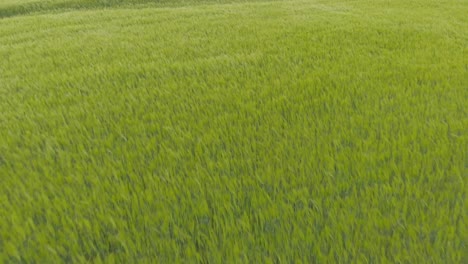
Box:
(0, 0), (467, 262)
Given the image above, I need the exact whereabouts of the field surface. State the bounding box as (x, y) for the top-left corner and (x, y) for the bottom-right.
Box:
(1, 0), (467, 262)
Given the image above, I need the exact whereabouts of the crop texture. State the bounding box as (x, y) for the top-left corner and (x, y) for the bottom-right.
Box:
(0, 0), (467, 262)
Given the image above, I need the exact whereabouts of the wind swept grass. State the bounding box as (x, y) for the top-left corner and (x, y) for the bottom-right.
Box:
(0, 0), (467, 262)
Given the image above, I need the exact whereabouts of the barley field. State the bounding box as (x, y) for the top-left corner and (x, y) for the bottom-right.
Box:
(0, 0), (467, 262)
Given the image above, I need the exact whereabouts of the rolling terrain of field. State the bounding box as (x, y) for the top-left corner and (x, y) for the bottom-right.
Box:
(0, 0), (467, 262)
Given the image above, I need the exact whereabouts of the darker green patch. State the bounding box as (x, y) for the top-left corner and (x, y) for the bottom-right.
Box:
(0, 0), (154, 19)
(0, 0), (272, 19)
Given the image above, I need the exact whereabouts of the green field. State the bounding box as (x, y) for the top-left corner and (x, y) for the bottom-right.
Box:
(1, 0), (467, 262)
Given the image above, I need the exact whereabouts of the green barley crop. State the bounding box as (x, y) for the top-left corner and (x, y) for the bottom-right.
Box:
(0, 0), (467, 262)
